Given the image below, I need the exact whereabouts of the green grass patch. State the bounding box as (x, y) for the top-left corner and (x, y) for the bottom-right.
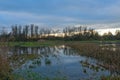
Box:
(1, 40), (120, 47)
(0, 41), (65, 47)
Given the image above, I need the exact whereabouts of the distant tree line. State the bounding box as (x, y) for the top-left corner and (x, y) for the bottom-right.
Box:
(0, 24), (120, 41)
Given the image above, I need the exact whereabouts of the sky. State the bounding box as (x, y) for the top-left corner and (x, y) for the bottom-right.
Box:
(0, 0), (120, 27)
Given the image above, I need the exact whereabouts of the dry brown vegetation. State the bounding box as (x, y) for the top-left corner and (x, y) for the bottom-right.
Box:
(66, 42), (120, 75)
(0, 47), (12, 80)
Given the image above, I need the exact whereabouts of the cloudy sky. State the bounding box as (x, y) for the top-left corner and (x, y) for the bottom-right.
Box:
(0, 0), (120, 26)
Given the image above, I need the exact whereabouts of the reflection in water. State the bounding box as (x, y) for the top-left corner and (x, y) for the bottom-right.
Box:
(7, 45), (115, 80)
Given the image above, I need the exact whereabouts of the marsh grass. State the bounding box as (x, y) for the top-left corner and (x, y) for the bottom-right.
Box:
(66, 42), (120, 75)
(0, 47), (12, 80)
(9, 53), (40, 69)
(101, 76), (120, 80)
(11, 70), (67, 80)
(0, 51), (66, 80)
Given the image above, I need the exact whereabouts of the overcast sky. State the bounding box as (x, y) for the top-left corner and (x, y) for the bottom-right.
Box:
(0, 0), (120, 27)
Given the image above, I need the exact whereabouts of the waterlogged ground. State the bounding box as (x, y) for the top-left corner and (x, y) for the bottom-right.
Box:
(7, 45), (114, 80)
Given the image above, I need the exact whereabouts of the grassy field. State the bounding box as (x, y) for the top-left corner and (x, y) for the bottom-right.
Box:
(1, 40), (120, 47)
(0, 40), (65, 47)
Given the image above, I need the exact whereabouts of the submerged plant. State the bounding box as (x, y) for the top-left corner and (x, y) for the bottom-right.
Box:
(45, 58), (51, 65)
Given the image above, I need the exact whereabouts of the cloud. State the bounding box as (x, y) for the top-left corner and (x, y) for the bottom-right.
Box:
(0, 0), (120, 26)
(0, 10), (83, 26)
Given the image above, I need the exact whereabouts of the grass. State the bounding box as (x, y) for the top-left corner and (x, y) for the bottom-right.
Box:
(0, 40), (65, 47)
(0, 47), (12, 80)
(0, 40), (120, 80)
(9, 53), (41, 69)
(1, 40), (120, 47)
(65, 42), (120, 74)
(101, 76), (120, 80)
(11, 70), (67, 80)
(0, 53), (66, 80)
(66, 42), (120, 79)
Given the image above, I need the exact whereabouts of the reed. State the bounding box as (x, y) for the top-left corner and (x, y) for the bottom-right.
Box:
(66, 42), (120, 74)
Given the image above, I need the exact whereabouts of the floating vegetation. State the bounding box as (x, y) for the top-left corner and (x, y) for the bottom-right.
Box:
(80, 60), (106, 73)
(28, 59), (41, 69)
(29, 64), (36, 69)
(83, 69), (87, 73)
(45, 58), (51, 65)
(32, 59), (41, 65)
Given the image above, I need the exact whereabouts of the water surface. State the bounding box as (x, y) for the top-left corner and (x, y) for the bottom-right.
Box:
(8, 45), (112, 80)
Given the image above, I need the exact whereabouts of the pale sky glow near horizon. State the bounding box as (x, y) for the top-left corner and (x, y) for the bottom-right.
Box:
(0, 0), (120, 33)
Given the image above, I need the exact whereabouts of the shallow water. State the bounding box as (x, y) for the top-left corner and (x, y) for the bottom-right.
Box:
(8, 45), (112, 80)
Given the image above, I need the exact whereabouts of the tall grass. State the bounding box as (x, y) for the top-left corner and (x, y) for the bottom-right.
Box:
(0, 47), (12, 80)
(66, 42), (120, 75)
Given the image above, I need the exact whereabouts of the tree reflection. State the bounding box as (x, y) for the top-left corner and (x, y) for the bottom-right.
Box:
(8, 45), (80, 69)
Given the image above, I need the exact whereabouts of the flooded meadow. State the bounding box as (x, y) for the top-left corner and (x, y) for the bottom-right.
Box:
(1, 43), (118, 80)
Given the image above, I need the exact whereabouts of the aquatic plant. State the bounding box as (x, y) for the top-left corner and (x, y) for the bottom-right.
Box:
(12, 70), (67, 80)
(45, 58), (51, 65)
(66, 42), (120, 75)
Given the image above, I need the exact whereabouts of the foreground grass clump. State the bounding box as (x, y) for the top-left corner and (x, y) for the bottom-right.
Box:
(11, 70), (67, 80)
(0, 55), (10, 80)
(101, 76), (120, 80)
(0, 47), (12, 80)
(66, 42), (120, 74)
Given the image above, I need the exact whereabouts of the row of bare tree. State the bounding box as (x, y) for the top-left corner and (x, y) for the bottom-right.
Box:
(0, 24), (120, 41)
